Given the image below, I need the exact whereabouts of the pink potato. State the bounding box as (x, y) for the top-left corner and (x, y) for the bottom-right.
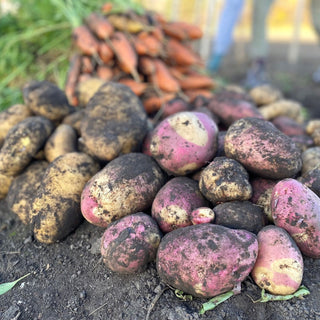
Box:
(190, 207), (215, 225)
(251, 225), (303, 295)
(149, 111), (218, 176)
(101, 213), (162, 274)
(156, 224), (258, 298)
(224, 117), (302, 179)
(271, 178), (320, 258)
(151, 177), (209, 233)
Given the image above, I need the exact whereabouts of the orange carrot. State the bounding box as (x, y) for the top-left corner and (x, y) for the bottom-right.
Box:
(81, 56), (94, 74)
(162, 22), (186, 41)
(137, 32), (163, 57)
(65, 53), (82, 106)
(85, 13), (114, 40)
(101, 2), (113, 14)
(177, 73), (215, 90)
(118, 78), (148, 96)
(169, 21), (203, 40)
(142, 93), (176, 114)
(151, 26), (165, 42)
(139, 56), (156, 75)
(96, 65), (113, 81)
(72, 25), (100, 57)
(98, 42), (114, 63)
(131, 34), (148, 55)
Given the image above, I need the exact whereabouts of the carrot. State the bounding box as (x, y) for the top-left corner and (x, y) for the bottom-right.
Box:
(169, 22), (203, 40)
(72, 25), (100, 57)
(101, 2), (113, 14)
(142, 93), (176, 114)
(177, 73), (215, 90)
(162, 22), (186, 41)
(109, 31), (140, 82)
(151, 59), (180, 93)
(151, 26), (165, 42)
(98, 42), (114, 63)
(85, 13), (114, 40)
(96, 65), (113, 81)
(130, 34), (148, 55)
(81, 56), (94, 74)
(139, 56), (156, 75)
(118, 78), (148, 96)
(65, 53), (82, 106)
(137, 32), (163, 57)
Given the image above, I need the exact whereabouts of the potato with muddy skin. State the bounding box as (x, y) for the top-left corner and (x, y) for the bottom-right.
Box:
(298, 165), (320, 197)
(62, 109), (85, 135)
(7, 160), (48, 224)
(301, 147), (320, 175)
(101, 212), (162, 274)
(44, 124), (78, 162)
(0, 173), (14, 200)
(249, 84), (283, 106)
(151, 177), (209, 233)
(75, 77), (106, 107)
(81, 153), (167, 228)
(31, 152), (100, 244)
(224, 117), (302, 179)
(199, 156), (252, 205)
(81, 82), (148, 162)
(251, 225), (303, 295)
(190, 207), (215, 225)
(156, 224), (258, 298)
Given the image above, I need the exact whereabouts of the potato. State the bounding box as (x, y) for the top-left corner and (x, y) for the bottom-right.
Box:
(298, 165), (320, 197)
(305, 119), (320, 135)
(214, 201), (267, 234)
(249, 84), (283, 106)
(101, 213), (162, 274)
(272, 116), (305, 136)
(301, 147), (320, 175)
(160, 97), (191, 119)
(150, 111), (218, 176)
(190, 207), (215, 225)
(6, 160), (48, 224)
(23, 80), (73, 122)
(224, 117), (302, 179)
(289, 134), (314, 152)
(0, 116), (54, 176)
(311, 128), (320, 146)
(75, 77), (106, 107)
(251, 225), (303, 295)
(0, 173), (14, 200)
(271, 178), (320, 258)
(0, 104), (32, 147)
(44, 124), (78, 162)
(62, 109), (85, 135)
(151, 177), (209, 233)
(199, 157), (252, 205)
(156, 224), (258, 298)
(81, 153), (167, 228)
(80, 82), (148, 162)
(30, 152), (100, 243)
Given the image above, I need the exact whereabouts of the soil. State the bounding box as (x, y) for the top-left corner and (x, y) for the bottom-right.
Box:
(1, 41), (320, 320)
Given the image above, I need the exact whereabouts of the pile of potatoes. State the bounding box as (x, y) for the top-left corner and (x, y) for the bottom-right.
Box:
(1, 79), (320, 302)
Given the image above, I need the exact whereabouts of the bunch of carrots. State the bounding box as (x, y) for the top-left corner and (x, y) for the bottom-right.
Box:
(65, 4), (215, 114)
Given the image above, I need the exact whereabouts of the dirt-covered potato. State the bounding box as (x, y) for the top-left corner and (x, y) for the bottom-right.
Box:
(298, 165), (320, 197)
(75, 77), (106, 107)
(23, 80), (73, 122)
(271, 178), (320, 258)
(251, 225), (303, 295)
(190, 207), (215, 225)
(62, 109), (85, 135)
(272, 116), (305, 136)
(305, 119), (320, 135)
(0, 104), (32, 147)
(30, 152), (100, 244)
(44, 124), (78, 162)
(7, 160), (48, 224)
(80, 82), (148, 162)
(156, 224), (258, 298)
(249, 84), (283, 106)
(199, 156), (252, 205)
(101, 213), (162, 274)
(81, 153), (167, 228)
(213, 201), (267, 234)
(224, 117), (302, 179)
(301, 147), (320, 175)
(150, 111), (218, 176)
(0, 173), (14, 200)
(0, 116), (54, 176)
(151, 177), (209, 233)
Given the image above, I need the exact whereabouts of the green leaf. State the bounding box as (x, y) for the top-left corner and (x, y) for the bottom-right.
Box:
(199, 290), (234, 314)
(253, 285), (310, 303)
(0, 273), (31, 296)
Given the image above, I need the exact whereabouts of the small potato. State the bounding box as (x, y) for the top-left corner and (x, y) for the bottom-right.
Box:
(251, 225), (303, 295)
(272, 116), (305, 136)
(31, 152), (100, 243)
(23, 80), (73, 122)
(7, 160), (48, 224)
(190, 207), (215, 225)
(62, 109), (85, 135)
(271, 178), (320, 258)
(213, 201), (267, 234)
(0, 116), (54, 176)
(0, 104), (32, 147)
(44, 124), (78, 162)
(249, 84), (283, 106)
(160, 97), (191, 119)
(305, 119), (320, 135)
(101, 213), (162, 274)
(75, 77), (106, 107)
(199, 157), (252, 205)
(156, 224), (258, 298)
(0, 173), (14, 200)
(224, 117), (302, 179)
(298, 165), (320, 197)
(151, 177), (209, 233)
(301, 147), (320, 175)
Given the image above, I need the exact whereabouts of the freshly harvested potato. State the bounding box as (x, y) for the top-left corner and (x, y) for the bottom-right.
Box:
(7, 160), (48, 224)
(151, 177), (209, 233)
(150, 111), (218, 176)
(213, 201), (267, 234)
(199, 157), (252, 205)
(75, 77), (106, 107)
(224, 117), (302, 179)
(156, 224), (258, 298)
(249, 84), (282, 106)
(272, 116), (305, 136)
(190, 207), (215, 225)
(23, 80), (73, 122)
(31, 152), (100, 244)
(0, 104), (32, 147)
(305, 119), (320, 135)
(160, 97), (191, 119)
(81, 82), (148, 162)
(62, 109), (85, 135)
(301, 147), (320, 175)
(0, 116), (54, 176)
(0, 173), (14, 200)
(298, 165), (320, 197)
(271, 178), (320, 258)
(44, 124), (78, 162)
(311, 128), (320, 146)
(101, 213), (162, 274)
(251, 225), (303, 295)
(81, 153), (167, 228)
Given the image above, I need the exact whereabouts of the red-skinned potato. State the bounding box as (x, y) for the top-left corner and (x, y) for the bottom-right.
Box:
(271, 178), (320, 258)
(190, 207), (215, 225)
(156, 224), (258, 298)
(251, 225), (303, 295)
(101, 213), (162, 274)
